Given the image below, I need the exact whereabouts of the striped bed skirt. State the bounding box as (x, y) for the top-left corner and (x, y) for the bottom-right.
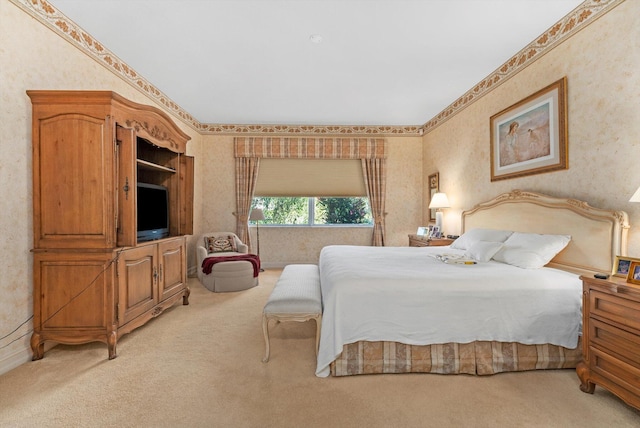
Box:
(330, 339), (582, 376)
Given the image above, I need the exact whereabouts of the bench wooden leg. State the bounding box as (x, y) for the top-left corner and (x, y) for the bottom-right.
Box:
(262, 314), (271, 363)
(262, 312), (321, 362)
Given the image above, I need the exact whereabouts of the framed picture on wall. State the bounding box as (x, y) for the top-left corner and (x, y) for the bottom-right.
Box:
(428, 172), (439, 223)
(490, 77), (568, 181)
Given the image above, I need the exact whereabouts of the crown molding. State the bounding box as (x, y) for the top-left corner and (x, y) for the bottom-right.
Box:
(10, 0), (623, 136)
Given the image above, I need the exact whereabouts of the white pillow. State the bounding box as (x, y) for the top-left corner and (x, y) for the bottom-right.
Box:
(450, 228), (514, 250)
(464, 241), (504, 262)
(492, 232), (571, 269)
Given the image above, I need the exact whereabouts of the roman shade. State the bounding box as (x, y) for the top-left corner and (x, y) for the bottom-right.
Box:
(254, 159), (366, 197)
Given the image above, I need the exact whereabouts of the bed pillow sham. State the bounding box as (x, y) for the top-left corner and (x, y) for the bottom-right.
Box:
(464, 241), (505, 262)
(449, 228), (514, 251)
(492, 232), (571, 269)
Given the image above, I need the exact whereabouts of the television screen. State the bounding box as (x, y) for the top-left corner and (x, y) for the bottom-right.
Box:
(137, 182), (169, 241)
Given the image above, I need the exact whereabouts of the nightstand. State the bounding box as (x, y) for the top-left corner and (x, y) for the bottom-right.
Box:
(577, 275), (640, 410)
(408, 234), (454, 247)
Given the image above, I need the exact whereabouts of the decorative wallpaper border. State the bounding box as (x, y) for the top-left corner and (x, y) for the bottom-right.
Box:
(422, 0), (624, 134)
(201, 123), (421, 136)
(10, 0), (623, 136)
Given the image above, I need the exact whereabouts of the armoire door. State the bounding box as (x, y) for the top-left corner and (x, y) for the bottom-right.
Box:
(116, 124), (137, 247)
(179, 155), (194, 235)
(117, 244), (157, 325)
(33, 113), (116, 249)
(158, 237), (187, 302)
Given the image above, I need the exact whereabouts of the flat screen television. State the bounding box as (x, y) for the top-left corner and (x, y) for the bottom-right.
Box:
(137, 182), (169, 242)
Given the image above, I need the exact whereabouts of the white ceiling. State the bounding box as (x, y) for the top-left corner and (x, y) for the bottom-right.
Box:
(49, 0), (584, 126)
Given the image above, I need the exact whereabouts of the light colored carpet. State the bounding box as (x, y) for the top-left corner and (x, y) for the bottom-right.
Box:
(1, 268), (638, 427)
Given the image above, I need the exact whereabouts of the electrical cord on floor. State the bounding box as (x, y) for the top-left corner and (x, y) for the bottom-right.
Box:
(0, 249), (124, 351)
(0, 317), (33, 349)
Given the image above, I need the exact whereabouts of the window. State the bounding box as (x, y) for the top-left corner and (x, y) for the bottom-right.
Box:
(251, 158), (372, 226)
(251, 197), (372, 226)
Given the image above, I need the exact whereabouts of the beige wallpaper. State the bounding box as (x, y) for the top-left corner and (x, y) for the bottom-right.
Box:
(423, 0), (640, 256)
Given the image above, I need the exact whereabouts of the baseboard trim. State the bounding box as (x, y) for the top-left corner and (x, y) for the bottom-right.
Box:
(261, 262), (287, 269)
(187, 265), (197, 277)
(0, 345), (31, 376)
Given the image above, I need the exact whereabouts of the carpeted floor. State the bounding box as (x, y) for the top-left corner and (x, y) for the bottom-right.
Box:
(1, 268), (638, 427)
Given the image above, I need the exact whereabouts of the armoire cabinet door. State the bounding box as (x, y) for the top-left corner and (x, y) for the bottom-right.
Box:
(158, 237), (187, 302)
(34, 251), (115, 332)
(117, 244), (157, 325)
(30, 250), (117, 361)
(180, 155), (194, 235)
(116, 124), (136, 247)
(33, 113), (116, 249)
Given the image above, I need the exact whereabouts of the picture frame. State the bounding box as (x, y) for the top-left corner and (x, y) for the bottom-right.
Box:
(428, 172), (439, 223)
(490, 77), (568, 181)
(627, 261), (640, 285)
(429, 225), (440, 239)
(612, 256), (640, 278)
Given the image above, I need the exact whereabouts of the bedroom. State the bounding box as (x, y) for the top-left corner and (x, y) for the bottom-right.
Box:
(0, 0), (639, 422)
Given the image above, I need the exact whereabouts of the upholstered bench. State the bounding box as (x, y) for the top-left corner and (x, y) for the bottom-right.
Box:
(262, 264), (322, 363)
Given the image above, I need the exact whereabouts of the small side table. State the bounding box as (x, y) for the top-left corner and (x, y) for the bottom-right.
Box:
(576, 275), (640, 410)
(408, 234), (454, 247)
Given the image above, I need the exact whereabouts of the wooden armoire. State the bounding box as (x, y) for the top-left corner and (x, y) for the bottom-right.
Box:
(28, 91), (194, 360)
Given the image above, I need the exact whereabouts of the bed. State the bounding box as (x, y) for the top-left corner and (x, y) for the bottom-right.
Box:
(316, 190), (629, 377)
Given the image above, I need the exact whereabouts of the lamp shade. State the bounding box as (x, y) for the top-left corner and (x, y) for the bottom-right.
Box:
(429, 192), (450, 209)
(249, 208), (265, 221)
(630, 187), (640, 202)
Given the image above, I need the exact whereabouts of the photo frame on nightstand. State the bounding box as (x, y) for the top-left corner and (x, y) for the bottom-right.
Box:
(612, 256), (640, 278)
(627, 261), (640, 285)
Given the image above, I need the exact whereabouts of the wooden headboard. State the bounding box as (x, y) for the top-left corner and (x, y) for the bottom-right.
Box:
(462, 190), (629, 275)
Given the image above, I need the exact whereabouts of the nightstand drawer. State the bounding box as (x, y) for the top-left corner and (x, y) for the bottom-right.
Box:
(590, 346), (640, 398)
(590, 319), (640, 366)
(591, 290), (640, 331)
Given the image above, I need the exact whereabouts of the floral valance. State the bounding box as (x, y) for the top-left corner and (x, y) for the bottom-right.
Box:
(234, 137), (386, 159)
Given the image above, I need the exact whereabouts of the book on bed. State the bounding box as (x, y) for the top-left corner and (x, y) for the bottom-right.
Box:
(430, 253), (477, 265)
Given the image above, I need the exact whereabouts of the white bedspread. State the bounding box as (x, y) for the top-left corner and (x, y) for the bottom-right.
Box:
(316, 245), (582, 377)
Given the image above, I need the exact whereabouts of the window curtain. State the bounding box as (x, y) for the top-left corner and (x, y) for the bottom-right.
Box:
(234, 137), (387, 245)
(362, 158), (386, 246)
(235, 157), (260, 248)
